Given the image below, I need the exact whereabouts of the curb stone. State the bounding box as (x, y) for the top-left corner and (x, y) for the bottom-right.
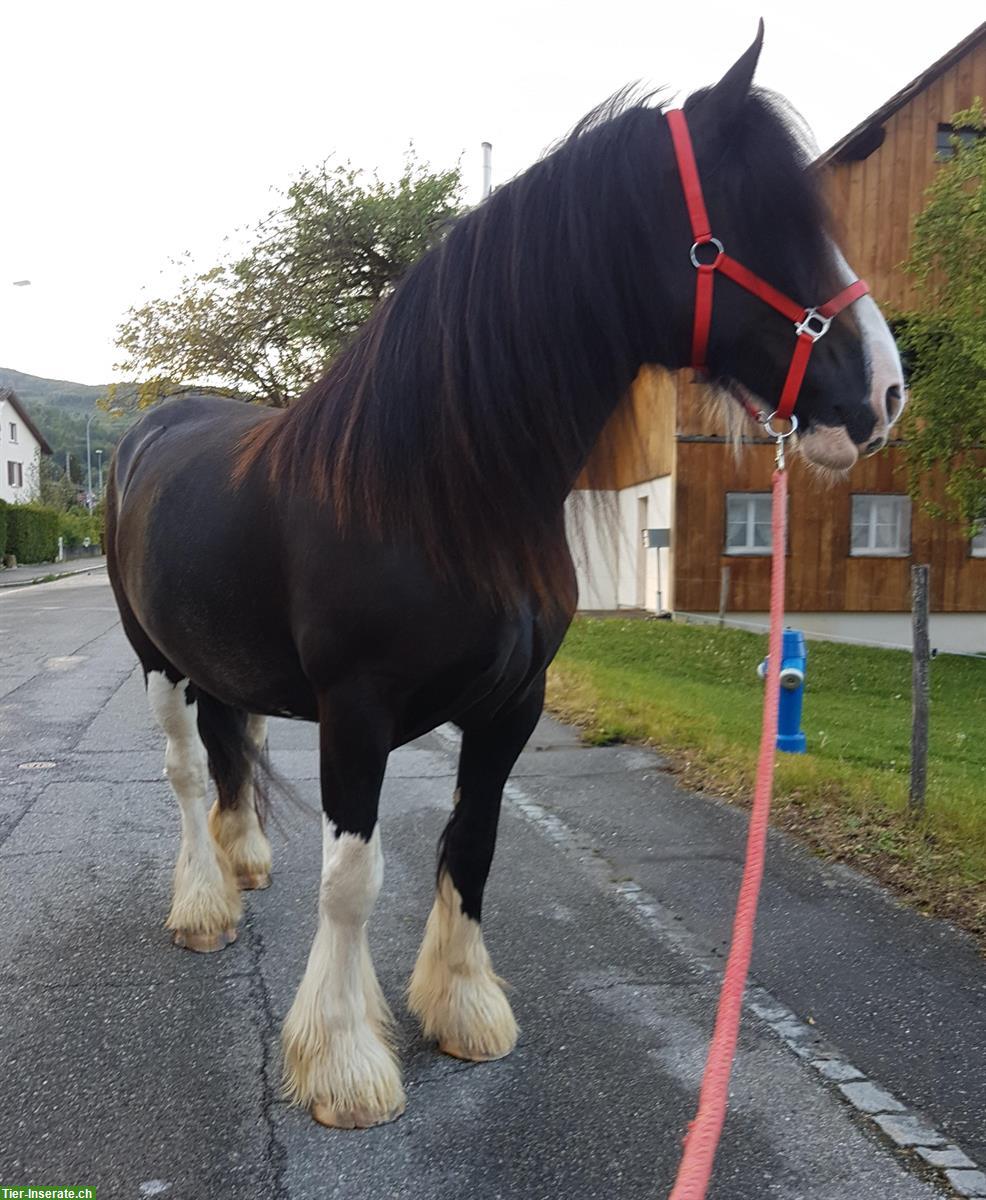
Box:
(0, 563), (108, 590)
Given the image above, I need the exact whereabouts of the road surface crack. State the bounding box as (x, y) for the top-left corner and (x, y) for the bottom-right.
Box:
(243, 911), (290, 1200)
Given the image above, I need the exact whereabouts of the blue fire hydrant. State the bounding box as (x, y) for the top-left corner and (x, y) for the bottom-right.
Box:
(757, 628), (807, 753)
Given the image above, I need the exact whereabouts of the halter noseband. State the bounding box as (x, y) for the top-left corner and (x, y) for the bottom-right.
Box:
(666, 108), (869, 427)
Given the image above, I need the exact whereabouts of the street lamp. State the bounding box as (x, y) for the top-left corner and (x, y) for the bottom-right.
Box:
(85, 412), (96, 511)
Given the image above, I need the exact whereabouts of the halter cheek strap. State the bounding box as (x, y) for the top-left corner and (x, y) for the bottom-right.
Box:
(666, 108), (869, 423)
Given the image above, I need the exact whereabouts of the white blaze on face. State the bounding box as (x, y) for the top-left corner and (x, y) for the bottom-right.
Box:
(799, 246), (906, 472)
(833, 246), (906, 438)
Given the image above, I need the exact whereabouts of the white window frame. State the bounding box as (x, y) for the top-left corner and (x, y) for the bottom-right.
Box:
(7, 461), (24, 488)
(8, 422), (16, 444)
(725, 492), (773, 556)
(850, 494), (911, 557)
(971, 526), (986, 558)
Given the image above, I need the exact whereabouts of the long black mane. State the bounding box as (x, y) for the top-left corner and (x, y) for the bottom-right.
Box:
(237, 86), (831, 611)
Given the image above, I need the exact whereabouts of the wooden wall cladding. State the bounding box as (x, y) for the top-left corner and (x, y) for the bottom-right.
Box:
(825, 37), (986, 312)
(577, 365), (677, 490)
(672, 443), (986, 613)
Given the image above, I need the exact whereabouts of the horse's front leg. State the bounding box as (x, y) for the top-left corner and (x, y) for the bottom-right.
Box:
(409, 675), (545, 1061)
(282, 685), (404, 1129)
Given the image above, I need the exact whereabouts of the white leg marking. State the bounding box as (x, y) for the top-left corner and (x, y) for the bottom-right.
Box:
(208, 714), (273, 890)
(146, 673), (241, 950)
(282, 818), (404, 1128)
(408, 872), (518, 1061)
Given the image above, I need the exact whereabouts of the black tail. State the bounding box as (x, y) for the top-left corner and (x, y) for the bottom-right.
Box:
(194, 691), (271, 825)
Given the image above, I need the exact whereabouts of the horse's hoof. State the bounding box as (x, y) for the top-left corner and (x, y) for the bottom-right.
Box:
(438, 1039), (512, 1063)
(173, 926), (238, 953)
(311, 1099), (406, 1129)
(238, 871), (271, 891)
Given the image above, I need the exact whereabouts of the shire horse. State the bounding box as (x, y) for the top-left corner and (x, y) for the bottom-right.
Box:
(106, 29), (904, 1130)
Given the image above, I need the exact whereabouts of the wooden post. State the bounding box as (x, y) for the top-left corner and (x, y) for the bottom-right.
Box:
(718, 565), (731, 628)
(909, 564), (930, 817)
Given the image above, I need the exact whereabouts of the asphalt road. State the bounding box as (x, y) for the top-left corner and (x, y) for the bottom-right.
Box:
(0, 571), (977, 1199)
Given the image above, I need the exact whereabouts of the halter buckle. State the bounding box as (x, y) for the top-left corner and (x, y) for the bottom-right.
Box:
(794, 308), (832, 341)
(689, 237), (724, 269)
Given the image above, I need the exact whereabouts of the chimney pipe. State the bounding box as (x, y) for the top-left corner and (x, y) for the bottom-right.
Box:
(481, 142), (493, 199)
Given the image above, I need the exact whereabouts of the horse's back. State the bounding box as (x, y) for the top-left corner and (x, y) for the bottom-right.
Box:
(113, 396), (271, 504)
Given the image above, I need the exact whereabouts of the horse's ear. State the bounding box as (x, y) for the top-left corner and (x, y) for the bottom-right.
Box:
(704, 20), (764, 118)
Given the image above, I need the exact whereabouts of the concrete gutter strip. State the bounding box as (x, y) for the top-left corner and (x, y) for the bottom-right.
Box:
(0, 562), (108, 589)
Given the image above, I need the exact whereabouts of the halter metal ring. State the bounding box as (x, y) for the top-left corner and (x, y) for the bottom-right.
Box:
(795, 308), (832, 341)
(763, 412), (799, 439)
(689, 237), (724, 269)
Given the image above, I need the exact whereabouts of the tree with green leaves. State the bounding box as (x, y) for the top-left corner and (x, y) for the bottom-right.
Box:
(898, 102), (986, 532)
(107, 155), (463, 413)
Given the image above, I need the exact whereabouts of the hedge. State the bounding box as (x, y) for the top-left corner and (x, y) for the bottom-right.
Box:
(5, 504), (60, 564)
(59, 507), (102, 549)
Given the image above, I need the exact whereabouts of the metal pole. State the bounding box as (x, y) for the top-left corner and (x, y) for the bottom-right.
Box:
(85, 413), (94, 510)
(718, 565), (731, 628)
(481, 142), (493, 200)
(96, 450), (103, 497)
(909, 564), (930, 817)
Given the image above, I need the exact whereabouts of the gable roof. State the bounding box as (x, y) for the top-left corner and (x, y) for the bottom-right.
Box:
(819, 21), (986, 165)
(0, 388), (53, 455)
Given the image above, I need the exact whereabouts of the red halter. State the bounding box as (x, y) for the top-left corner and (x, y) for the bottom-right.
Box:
(666, 108), (869, 424)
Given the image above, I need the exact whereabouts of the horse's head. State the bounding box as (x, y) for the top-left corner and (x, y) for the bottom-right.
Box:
(672, 25), (905, 470)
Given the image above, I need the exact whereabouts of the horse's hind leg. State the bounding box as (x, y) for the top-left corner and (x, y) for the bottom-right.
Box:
(206, 712), (273, 891)
(282, 683), (404, 1129)
(408, 675), (545, 1061)
(146, 674), (242, 952)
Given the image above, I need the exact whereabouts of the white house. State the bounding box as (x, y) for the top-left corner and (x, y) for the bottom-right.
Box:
(0, 388), (52, 504)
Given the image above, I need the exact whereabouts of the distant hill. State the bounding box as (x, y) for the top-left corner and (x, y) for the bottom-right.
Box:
(0, 367), (243, 484)
(0, 367), (123, 414)
(0, 367), (140, 482)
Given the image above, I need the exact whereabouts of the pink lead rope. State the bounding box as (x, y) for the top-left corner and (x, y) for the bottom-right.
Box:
(663, 105), (822, 1199)
(667, 457), (788, 1200)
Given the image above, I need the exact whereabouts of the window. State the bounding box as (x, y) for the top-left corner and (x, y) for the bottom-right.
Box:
(8, 423), (16, 444)
(7, 461), (23, 488)
(972, 526), (986, 558)
(851, 495), (910, 556)
(726, 493), (773, 555)
(935, 124), (983, 161)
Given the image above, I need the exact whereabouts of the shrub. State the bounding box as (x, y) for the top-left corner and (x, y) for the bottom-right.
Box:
(0, 500), (7, 558)
(59, 507), (101, 549)
(5, 504), (60, 564)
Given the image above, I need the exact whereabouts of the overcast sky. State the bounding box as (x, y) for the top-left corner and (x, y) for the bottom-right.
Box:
(1, 1), (982, 385)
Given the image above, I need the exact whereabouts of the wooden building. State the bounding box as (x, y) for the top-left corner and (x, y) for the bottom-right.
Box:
(571, 23), (986, 653)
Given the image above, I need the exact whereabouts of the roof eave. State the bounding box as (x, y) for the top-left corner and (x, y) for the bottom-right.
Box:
(0, 388), (54, 456)
(818, 20), (986, 166)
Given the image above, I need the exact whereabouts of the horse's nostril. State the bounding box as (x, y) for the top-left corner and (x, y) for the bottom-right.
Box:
(885, 384), (904, 426)
(865, 435), (886, 456)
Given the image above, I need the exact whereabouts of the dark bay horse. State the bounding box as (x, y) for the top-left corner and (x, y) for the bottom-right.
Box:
(106, 29), (904, 1130)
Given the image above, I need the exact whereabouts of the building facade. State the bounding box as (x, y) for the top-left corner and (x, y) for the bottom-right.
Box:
(0, 388), (52, 505)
